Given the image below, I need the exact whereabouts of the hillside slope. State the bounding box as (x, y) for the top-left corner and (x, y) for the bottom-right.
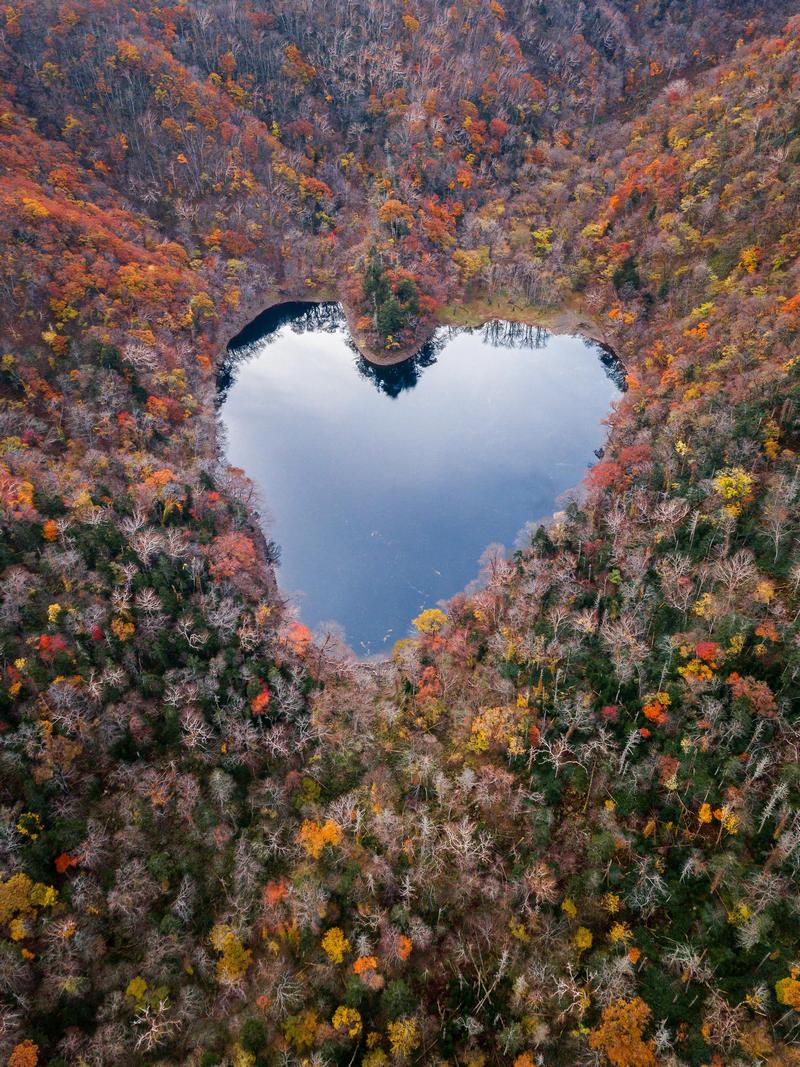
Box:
(1, 4), (800, 1066)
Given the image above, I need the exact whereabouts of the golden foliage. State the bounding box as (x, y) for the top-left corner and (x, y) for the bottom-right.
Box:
(776, 975), (800, 1011)
(387, 1016), (420, 1057)
(321, 926), (350, 964)
(297, 818), (343, 859)
(0, 873), (33, 925)
(209, 924), (252, 983)
(589, 998), (655, 1067)
(332, 1005), (363, 1038)
(411, 608), (447, 634)
(283, 1009), (319, 1052)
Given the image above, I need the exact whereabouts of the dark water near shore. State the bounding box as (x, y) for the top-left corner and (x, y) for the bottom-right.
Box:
(220, 302), (620, 656)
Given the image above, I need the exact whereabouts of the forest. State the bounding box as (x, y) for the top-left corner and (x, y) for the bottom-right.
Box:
(1, 0), (800, 1064)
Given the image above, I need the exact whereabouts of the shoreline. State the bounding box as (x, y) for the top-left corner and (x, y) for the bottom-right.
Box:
(219, 287), (612, 369)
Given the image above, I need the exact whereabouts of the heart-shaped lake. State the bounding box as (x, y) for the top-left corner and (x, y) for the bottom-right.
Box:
(219, 302), (620, 656)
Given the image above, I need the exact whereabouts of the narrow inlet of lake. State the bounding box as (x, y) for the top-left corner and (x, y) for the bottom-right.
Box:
(220, 302), (620, 656)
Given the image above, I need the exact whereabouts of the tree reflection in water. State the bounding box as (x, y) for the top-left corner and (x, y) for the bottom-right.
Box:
(221, 300), (624, 403)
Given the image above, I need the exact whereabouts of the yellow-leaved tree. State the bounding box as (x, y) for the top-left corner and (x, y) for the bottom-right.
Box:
(589, 997), (655, 1067)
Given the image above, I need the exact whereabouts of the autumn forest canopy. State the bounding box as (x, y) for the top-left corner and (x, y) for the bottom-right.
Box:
(2, 0), (800, 1065)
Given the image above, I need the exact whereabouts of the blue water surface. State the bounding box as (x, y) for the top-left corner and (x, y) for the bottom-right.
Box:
(220, 303), (620, 655)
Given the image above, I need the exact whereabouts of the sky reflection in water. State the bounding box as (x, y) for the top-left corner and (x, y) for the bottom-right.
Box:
(220, 303), (620, 656)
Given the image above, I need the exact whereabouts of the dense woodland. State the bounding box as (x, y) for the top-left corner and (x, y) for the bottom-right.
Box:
(2, 1), (800, 1064)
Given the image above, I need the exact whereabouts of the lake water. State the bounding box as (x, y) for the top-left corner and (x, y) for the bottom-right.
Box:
(220, 302), (621, 656)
